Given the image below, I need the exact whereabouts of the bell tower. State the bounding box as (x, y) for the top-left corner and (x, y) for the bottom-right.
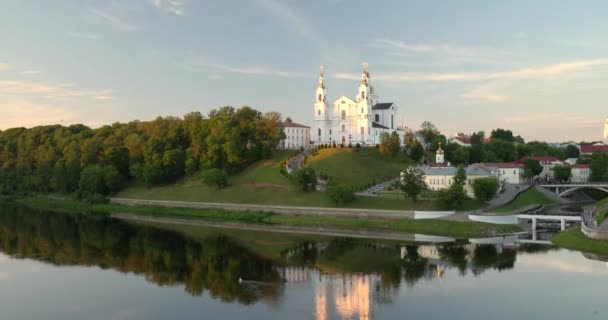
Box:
(314, 65), (329, 145)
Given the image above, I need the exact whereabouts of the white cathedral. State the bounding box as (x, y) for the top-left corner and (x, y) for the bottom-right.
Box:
(313, 64), (398, 146)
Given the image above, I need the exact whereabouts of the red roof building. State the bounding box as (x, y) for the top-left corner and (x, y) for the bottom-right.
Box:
(580, 144), (608, 154)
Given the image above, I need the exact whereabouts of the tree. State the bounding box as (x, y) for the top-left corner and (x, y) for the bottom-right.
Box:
(590, 152), (608, 182)
(453, 165), (467, 186)
(404, 131), (424, 162)
(485, 139), (517, 162)
(490, 129), (515, 142)
(446, 145), (470, 166)
(417, 121), (439, 150)
(379, 132), (400, 156)
(565, 145), (580, 159)
(438, 184), (468, 210)
(469, 131), (486, 164)
(522, 158), (543, 179)
(79, 165), (122, 196)
(201, 168), (228, 189)
(293, 167), (317, 192)
(326, 182), (355, 206)
(552, 165), (572, 182)
(400, 167), (426, 202)
(472, 177), (500, 201)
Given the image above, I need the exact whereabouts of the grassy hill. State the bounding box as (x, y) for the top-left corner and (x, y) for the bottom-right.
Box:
(305, 148), (409, 187)
(493, 188), (556, 213)
(116, 147), (484, 211)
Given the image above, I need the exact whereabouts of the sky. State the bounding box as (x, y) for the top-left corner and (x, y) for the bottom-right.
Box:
(1, 0), (608, 142)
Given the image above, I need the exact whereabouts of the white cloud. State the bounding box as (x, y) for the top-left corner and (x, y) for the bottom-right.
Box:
(187, 58), (312, 78)
(90, 8), (138, 31)
(0, 63), (8, 72)
(67, 32), (100, 40)
(335, 58), (608, 82)
(0, 80), (113, 100)
(0, 98), (80, 129)
(462, 86), (509, 102)
(150, 0), (186, 16)
(21, 70), (41, 75)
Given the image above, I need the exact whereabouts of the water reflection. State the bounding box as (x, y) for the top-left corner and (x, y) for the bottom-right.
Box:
(0, 204), (605, 320)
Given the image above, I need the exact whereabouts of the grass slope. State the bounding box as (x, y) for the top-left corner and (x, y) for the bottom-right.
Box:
(116, 148), (457, 210)
(306, 148), (409, 186)
(494, 188), (555, 213)
(552, 228), (608, 256)
(594, 197), (608, 224)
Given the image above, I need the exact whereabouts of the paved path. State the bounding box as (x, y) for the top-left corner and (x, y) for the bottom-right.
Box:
(534, 185), (571, 204)
(356, 178), (399, 197)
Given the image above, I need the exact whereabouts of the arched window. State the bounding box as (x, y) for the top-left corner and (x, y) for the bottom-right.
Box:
(361, 108), (364, 114)
(318, 128), (321, 137)
(341, 110), (346, 120)
(375, 114), (380, 122)
(361, 91), (365, 99)
(318, 93), (322, 101)
(341, 124), (345, 132)
(318, 110), (321, 116)
(391, 115), (394, 129)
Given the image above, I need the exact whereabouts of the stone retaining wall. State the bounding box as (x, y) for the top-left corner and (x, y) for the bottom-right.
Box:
(109, 198), (415, 220)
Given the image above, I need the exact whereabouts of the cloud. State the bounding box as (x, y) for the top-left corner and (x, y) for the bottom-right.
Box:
(150, 0), (186, 16)
(374, 38), (518, 66)
(0, 98), (80, 129)
(0, 63), (8, 72)
(0, 80), (113, 100)
(462, 86), (509, 102)
(186, 58), (312, 78)
(67, 32), (100, 40)
(21, 70), (41, 75)
(334, 58), (608, 82)
(90, 8), (138, 31)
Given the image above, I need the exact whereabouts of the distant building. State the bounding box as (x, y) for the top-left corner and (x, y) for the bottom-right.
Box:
(571, 164), (591, 183)
(580, 143), (608, 155)
(313, 64), (398, 146)
(448, 133), (491, 148)
(279, 120), (310, 150)
(473, 163), (524, 185)
(515, 156), (562, 178)
(409, 147), (493, 198)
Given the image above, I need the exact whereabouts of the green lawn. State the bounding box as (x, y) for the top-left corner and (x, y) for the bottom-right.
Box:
(306, 148), (409, 187)
(493, 188), (556, 213)
(552, 228), (608, 256)
(594, 197), (608, 224)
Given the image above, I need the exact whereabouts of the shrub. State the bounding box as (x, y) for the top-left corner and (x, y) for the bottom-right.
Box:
(355, 143), (361, 149)
(201, 168), (228, 189)
(293, 167), (317, 192)
(472, 177), (500, 201)
(327, 182), (356, 206)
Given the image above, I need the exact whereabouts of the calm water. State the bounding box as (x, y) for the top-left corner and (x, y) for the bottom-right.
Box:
(0, 205), (606, 320)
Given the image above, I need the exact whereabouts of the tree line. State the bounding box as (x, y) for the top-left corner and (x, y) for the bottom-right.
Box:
(0, 106), (284, 197)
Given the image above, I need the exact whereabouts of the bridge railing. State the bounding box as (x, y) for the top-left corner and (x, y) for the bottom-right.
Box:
(580, 204), (608, 240)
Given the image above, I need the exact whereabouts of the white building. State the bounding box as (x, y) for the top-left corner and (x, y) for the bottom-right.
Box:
(473, 163), (524, 185)
(313, 64), (398, 146)
(407, 148), (494, 199)
(279, 120), (310, 150)
(516, 156), (562, 178)
(571, 164), (591, 183)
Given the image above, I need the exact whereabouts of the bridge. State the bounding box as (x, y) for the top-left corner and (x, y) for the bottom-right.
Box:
(539, 183), (608, 197)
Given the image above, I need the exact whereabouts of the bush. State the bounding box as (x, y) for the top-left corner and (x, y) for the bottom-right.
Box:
(201, 168), (228, 189)
(79, 164), (123, 196)
(348, 143), (353, 148)
(438, 184), (468, 210)
(355, 143), (361, 149)
(293, 167), (317, 192)
(472, 177), (500, 201)
(327, 182), (356, 206)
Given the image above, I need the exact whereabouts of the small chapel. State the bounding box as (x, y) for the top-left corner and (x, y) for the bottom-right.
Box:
(313, 64), (398, 146)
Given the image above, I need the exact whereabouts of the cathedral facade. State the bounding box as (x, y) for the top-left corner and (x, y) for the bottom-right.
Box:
(313, 64), (398, 146)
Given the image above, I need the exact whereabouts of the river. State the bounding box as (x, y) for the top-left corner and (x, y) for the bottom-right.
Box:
(0, 204), (606, 319)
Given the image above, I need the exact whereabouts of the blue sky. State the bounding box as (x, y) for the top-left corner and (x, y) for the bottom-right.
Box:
(2, 0), (608, 141)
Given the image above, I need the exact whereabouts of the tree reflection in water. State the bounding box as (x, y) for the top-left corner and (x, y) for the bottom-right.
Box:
(0, 204), (554, 311)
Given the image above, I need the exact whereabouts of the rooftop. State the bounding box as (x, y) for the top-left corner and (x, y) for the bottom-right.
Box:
(371, 102), (394, 110)
(281, 121), (310, 128)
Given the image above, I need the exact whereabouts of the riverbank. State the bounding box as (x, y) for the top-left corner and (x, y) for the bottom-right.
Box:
(10, 196), (522, 238)
(552, 228), (608, 256)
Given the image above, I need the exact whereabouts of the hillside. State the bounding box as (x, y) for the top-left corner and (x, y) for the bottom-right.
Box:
(116, 148), (455, 210)
(305, 148), (410, 187)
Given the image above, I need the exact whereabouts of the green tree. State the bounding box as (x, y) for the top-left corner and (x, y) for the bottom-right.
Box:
(522, 158), (543, 179)
(326, 182), (356, 206)
(417, 121), (439, 150)
(79, 165), (122, 195)
(453, 165), (467, 186)
(552, 165), (572, 182)
(590, 152), (608, 182)
(379, 132), (400, 156)
(201, 168), (228, 188)
(472, 177), (500, 201)
(469, 131), (486, 163)
(294, 167), (317, 192)
(438, 184), (468, 210)
(565, 145), (580, 159)
(400, 167), (426, 202)
(490, 129), (515, 142)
